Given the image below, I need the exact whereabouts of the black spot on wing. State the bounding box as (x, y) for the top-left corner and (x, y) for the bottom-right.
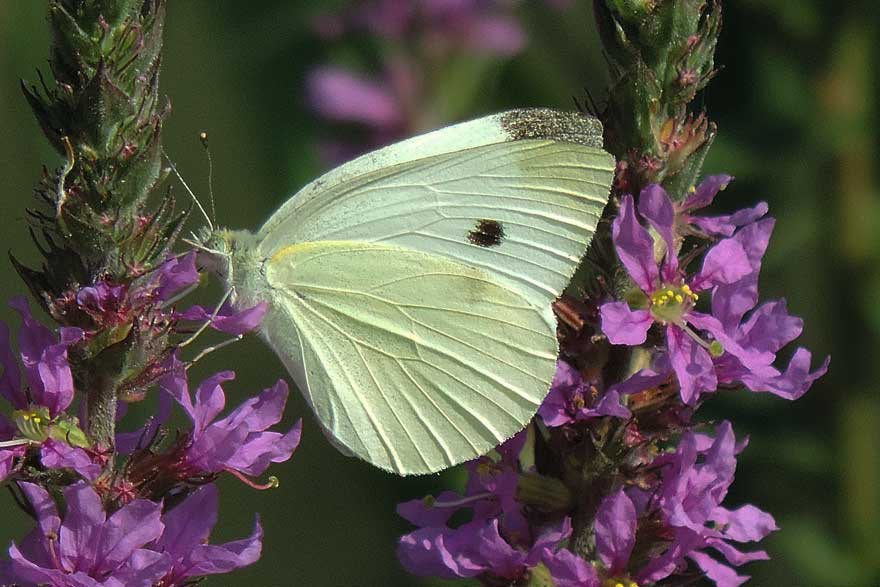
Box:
(467, 219), (505, 248)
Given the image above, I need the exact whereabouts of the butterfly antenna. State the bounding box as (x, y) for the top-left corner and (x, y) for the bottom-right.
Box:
(199, 131), (217, 224)
(163, 148), (214, 232)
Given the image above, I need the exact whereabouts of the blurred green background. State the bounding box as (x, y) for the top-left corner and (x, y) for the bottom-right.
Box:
(0, 2), (876, 586)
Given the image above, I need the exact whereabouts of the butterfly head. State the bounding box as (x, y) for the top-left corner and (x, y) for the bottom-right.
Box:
(187, 227), (263, 296)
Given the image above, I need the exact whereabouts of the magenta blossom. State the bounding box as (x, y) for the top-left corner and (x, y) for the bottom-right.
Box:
(161, 355), (301, 482)
(0, 297), (83, 416)
(677, 175), (769, 238)
(635, 422), (778, 586)
(151, 484), (262, 585)
(398, 514), (576, 582)
(600, 189), (772, 403)
(538, 360), (630, 427)
(610, 213), (828, 403)
(3, 482), (170, 587)
(0, 298), (99, 481)
(709, 220), (830, 399)
(175, 300), (269, 336)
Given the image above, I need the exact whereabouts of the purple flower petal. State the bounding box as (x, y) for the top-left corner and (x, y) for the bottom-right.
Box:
(691, 238), (752, 291)
(691, 202), (769, 237)
(176, 302), (268, 335)
(711, 505), (778, 543)
(612, 195), (659, 293)
(474, 519), (527, 578)
(0, 321), (23, 408)
(740, 348), (829, 400)
(397, 526), (482, 579)
(667, 325), (717, 404)
(181, 520), (263, 577)
(40, 440), (101, 481)
(707, 538), (769, 566)
(737, 300), (803, 354)
(97, 498), (165, 576)
(397, 491), (462, 527)
(595, 489), (637, 573)
(58, 482), (107, 570)
(9, 297), (83, 415)
(687, 311), (776, 377)
(683, 175), (733, 210)
(542, 548), (599, 587)
(600, 301), (653, 346)
(154, 252), (199, 302)
(689, 550), (749, 587)
(639, 184), (678, 275)
(608, 367), (671, 396)
(155, 484), (263, 581)
(19, 482), (60, 538)
(158, 485), (218, 554)
(710, 219), (775, 330)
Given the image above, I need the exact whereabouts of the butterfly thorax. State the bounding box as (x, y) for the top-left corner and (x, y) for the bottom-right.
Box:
(195, 228), (268, 311)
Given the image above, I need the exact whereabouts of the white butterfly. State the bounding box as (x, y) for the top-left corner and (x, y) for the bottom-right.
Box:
(196, 108), (615, 475)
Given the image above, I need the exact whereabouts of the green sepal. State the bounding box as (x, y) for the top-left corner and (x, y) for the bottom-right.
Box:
(75, 62), (130, 156)
(517, 472), (574, 512)
(661, 123), (716, 201)
(48, 414), (91, 448)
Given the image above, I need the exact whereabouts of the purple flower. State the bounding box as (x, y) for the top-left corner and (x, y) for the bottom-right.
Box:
(4, 482), (171, 587)
(398, 432), (561, 581)
(161, 356), (301, 481)
(398, 515), (573, 581)
(541, 490), (638, 587)
(678, 175), (769, 238)
(634, 422), (778, 586)
(150, 252), (200, 303)
(1, 297), (83, 416)
(39, 438), (101, 481)
(709, 220), (830, 399)
(151, 484), (262, 585)
(74, 282), (130, 326)
(600, 190), (769, 404)
(174, 300), (268, 336)
(538, 360), (630, 427)
(0, 417), (26, 482)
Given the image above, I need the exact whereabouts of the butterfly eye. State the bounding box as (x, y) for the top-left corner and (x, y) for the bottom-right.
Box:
(467, 219), (505, 248)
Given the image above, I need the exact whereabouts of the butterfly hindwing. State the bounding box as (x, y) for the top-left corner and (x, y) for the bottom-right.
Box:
(259, 240), (557, 475)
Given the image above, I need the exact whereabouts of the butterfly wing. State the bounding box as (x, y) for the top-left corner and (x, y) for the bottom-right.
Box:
(257, 109), (615, 323)
(260, 241), (557, 474)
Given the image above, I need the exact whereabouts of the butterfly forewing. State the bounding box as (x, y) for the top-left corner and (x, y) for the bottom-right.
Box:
(259, 241), (557, 475)
(256, 111), (615, 322)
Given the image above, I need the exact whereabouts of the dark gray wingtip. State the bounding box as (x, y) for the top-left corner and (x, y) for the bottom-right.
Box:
(500, 108), (605, 149)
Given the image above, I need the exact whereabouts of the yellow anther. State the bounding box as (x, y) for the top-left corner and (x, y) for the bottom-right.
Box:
(694, 294), (699, 300)
(682, 284), (692, 294)
(32, 417), (42, 424)
(675, 294), (684, 303)
(689, 185), (696, 193)
(21, 414), (30, 421)
(666, 289), (674, 296)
